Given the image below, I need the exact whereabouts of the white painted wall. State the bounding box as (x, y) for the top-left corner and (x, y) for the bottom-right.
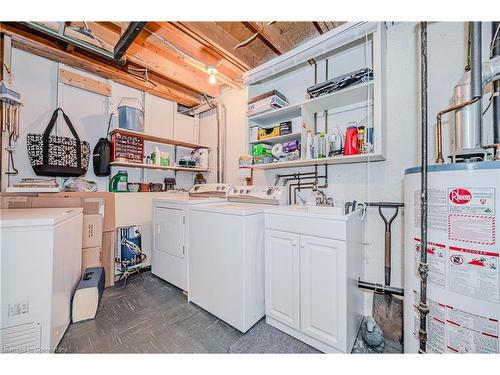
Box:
(219, 22), (495, 314)
(3, 48), (202, 192)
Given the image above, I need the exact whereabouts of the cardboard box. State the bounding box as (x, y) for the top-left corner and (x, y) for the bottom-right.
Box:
(32, 196), (83, 209)
(82, 246), (102, 274)
(102, 231), (115, 288)
(0, 195), (33, 208)
(83, 214), (104, 248)
(39, 192), (115, 231)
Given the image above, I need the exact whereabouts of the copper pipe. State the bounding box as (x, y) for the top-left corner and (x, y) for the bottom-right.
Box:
(435, 97), (479, 163)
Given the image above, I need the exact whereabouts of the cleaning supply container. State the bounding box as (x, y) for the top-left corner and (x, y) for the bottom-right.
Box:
(118, 97), (144, 133)
(109, 170), (128, 192)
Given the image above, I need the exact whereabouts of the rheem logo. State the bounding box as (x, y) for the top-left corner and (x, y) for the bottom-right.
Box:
(449, 188), (472, 204)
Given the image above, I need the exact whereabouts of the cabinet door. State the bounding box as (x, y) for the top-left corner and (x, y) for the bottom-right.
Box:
(300, 235), (346, 350)
(265, 230), (300, 330)
(154, 207), (185, 259)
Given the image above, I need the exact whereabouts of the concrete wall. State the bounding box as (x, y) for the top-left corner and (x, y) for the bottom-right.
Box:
(219, 22), (495, 313)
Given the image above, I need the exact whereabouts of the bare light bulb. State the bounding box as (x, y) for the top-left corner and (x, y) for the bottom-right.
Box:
(206, 66), (218, 85)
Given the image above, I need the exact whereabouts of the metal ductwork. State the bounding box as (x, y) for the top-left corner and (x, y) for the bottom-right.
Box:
(453, 22), (484, 160)
(436, 22), (500, 163)
(114, 22), (147, 60)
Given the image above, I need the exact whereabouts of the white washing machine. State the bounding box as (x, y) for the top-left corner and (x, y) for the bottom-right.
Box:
(152, 183), (232, 291)
(187, 185), (285, 333)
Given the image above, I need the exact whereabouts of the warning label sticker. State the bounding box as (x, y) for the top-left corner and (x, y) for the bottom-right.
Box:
(446, 306), (499, 353)
(414, 238), (446, 288)
(412, 290), (499, 353)
(449, 246), (499, 303)
(448, 188), (495, 216)
(448, 214), (496, 245)
(414, 188), (448, 232)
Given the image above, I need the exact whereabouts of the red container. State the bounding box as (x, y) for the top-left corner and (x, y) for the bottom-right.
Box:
(344, 127), (359, 155)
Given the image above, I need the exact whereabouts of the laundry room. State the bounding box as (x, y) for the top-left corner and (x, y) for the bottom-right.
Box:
(1, 1), (500, 373)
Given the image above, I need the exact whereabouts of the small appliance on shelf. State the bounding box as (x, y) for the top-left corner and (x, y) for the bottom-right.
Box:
(246, 90), (288, 117)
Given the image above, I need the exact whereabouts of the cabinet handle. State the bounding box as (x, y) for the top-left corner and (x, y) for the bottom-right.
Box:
(292, 240), (297, 246)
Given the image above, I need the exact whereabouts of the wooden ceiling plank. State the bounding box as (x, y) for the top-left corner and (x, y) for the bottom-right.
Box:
(145, 22), (246, 79)
(78, 22), (220, 97)
(175, 22), (259, 69)
(0, 23), (201, 106)
(243, 22), (295, 55)
(133, 28), (241, 89)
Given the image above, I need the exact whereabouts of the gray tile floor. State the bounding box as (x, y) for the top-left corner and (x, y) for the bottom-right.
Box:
(57, 271), (402, 354)
(57, 272), (243, 353)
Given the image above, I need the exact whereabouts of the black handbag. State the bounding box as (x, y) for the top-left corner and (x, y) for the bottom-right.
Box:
(27, 108), (90, 177)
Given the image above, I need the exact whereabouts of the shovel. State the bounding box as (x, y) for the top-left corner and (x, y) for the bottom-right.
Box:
(358, 202), (404, 344)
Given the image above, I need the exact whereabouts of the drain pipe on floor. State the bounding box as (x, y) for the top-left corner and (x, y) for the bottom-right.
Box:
(418, 21), (430, 354)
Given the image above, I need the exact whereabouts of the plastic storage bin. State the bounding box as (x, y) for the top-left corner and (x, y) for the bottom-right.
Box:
(118, 97), (144, 133)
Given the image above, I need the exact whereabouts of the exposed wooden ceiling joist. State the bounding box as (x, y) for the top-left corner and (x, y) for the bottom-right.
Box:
(0, 23), (201, 106)
(145, 22), (245, 83)
(242, 22), (294, 55)
(68, 22), (221, 97)
(174, 22), (259, 70)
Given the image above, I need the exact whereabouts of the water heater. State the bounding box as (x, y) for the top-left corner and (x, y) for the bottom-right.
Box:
(404, 162), (500, 353)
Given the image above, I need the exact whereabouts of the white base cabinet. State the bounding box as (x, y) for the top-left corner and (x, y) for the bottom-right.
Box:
(265, 230), (300, 330)
(264, 207), (364, 353)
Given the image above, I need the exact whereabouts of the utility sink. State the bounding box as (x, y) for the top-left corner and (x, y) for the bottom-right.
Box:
(266, 204), (346, 217)
(264, 204), (361, 241)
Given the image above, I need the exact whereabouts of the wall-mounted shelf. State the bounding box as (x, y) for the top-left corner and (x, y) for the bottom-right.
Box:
(252, 153), (385, 170)
(248, 104), (302, 127)
(5, 186), (61, 193)
(247, 81), (374, 128)
(110, 161), (209, 172)
(249, 132), (301, 145)
(302, 81), (373, 114)
(246, 23), (386, 171)
(110, 128), (210, 149)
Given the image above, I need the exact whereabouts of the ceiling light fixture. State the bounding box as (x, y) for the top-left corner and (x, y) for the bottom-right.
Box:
(207, 66), (218, 85)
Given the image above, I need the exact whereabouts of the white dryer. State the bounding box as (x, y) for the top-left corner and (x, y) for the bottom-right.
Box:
(187, 185), (285, 333)
(152, 183), (231, 291)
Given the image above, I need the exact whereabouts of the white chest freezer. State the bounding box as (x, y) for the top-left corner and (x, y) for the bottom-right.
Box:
(0, 207), (83, 353)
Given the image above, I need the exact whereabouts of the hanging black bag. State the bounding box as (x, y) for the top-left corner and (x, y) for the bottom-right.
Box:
(92, 113), (113, 176)
(27, 108), (90, 177)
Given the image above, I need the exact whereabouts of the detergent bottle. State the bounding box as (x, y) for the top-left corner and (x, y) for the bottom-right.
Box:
(109, 170), (128, 192)
(344, 126), (359, 156)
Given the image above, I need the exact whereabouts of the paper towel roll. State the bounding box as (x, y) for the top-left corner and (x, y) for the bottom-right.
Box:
(272, 143), (284, 157)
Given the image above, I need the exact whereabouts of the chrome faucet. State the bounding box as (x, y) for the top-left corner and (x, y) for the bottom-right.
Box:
(295, 191), (307, 206)
(312, 185), (334, 207)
